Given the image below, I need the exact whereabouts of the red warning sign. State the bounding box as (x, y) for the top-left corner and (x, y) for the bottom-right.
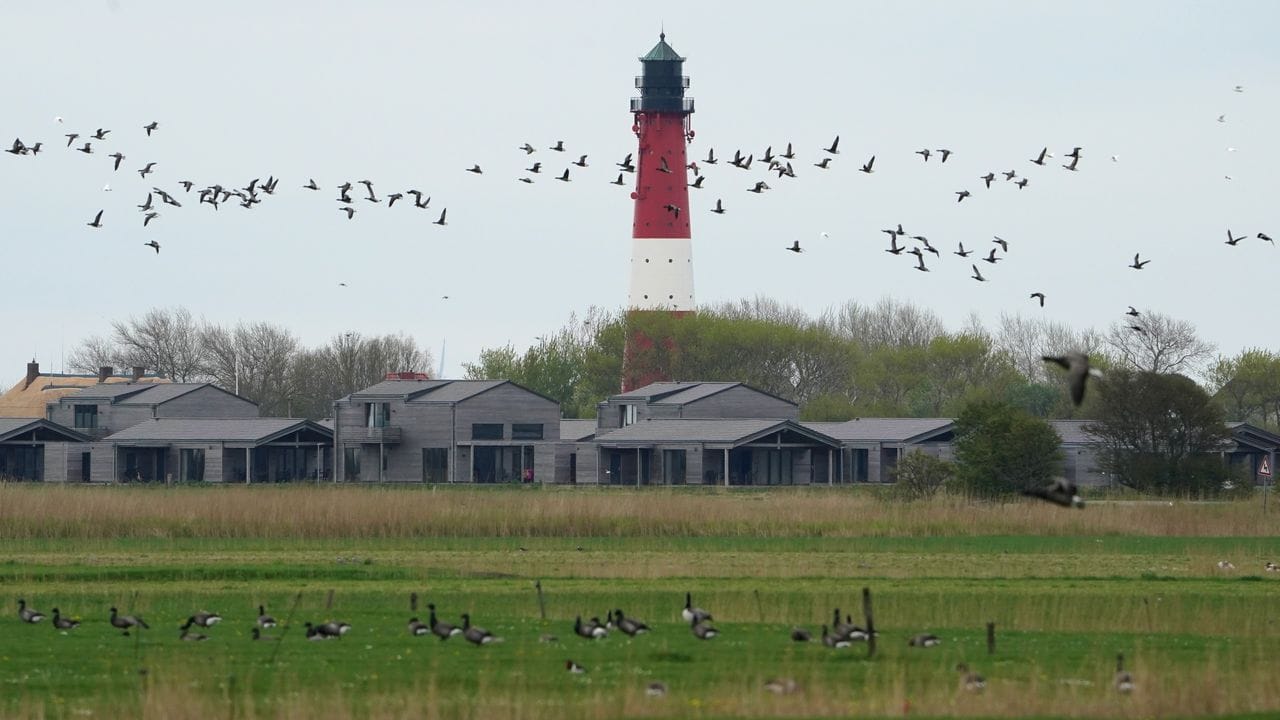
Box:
(1260, 456), (1272, 477)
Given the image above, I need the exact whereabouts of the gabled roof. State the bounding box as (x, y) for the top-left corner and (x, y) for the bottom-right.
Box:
(56, 382), (255, 407)
(0, 418), (88, 443)
(1227, 422), (1280, 451)
(0, 370), (168, 417)
(596, 418), (839, 448)
(804, 418), (955, 444)
(63, 383), (161, 402)
(610, 381), (796, 408)
(560, 419), (596, 442)
(640, 34), (685, 62)
(105, 418), (332, 445)
(347, 379), (558, 406)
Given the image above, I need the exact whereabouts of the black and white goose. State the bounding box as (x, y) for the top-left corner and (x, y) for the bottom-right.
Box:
(1114, 653), (1134, 693)
(461, 613), (498, 645)
(908, 633), (941, 648)
(190, 611), (222, 628)
(566, 659), (587, 674)
(428, 603), (463, 640)
(18, 599), (45, 624)
(682, 592), (711, 624)
(317, 621), (351, 638)
(109, 607), (149, 635)
(51, 608), (79, 631)
(790, 627), (812, 642)
(303, 622), (331, 641)
(407, 617), (430, 636)
(574, 615), (607, 639)
(822, 625), (851, 648)
(614, 609), (649, 636)
(257, 605), (276, 628)
(956, 663), (986, 692)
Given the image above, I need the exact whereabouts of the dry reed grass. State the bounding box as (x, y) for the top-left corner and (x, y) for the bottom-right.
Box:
(1, 483), (1276, 540)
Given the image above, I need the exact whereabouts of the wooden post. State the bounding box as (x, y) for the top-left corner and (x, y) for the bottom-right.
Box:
(325, 589), (334, 612)
(535, 579), (546, 621)
(862, 587), (876, 658)
(245, 447), (251, 485)
(723, 448), (729, 487)
(753, 589), (764, 623)
(986, 621), (996, 655)
(410, 592), (418, 613)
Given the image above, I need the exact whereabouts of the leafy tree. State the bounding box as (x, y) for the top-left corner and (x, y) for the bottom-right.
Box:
(952, 400), (1063, 498)
(891, 450), (953, 500)
(1087, 369), (1233, 494)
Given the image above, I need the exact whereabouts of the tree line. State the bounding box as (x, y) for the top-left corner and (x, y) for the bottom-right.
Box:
(67, 307), (434, 419)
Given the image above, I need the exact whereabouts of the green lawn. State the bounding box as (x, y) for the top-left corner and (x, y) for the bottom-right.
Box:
(6, 530), (1280, 719)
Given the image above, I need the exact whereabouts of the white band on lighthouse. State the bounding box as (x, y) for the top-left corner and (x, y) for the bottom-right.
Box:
(628, 237), (695, 311)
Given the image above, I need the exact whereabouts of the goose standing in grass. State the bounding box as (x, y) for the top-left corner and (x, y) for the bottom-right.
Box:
(682, 592), (711, 624)
(574, 615), (608, 639)
(190, 611), (222, 628)
(614, 609), (649, 636)
(908, 633), (941, 648)
(428, 603), (462, 640)
(109, 607), (149, 635)
(316, 621), (351, 638)
(461, 613), (499, 645)
(257, 605), (276, 628)
(51, 608), (79, 631)
(1114, 653), (1135, 694)
(956, 663), (986, 692)
(179, 618), (208, 642)
(821, 625), (851, 648)
(690, 616), (718, 640)
(304, 622), (330, 641)
(18, 599), (45, 624)
(790, 627), (812, 642)
(407, 618), (430, 636)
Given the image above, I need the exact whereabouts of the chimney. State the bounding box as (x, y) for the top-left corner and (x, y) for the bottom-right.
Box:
(98, 366), (113, 383)
(24, 361), (39, 390)
(131, 366), (145, 381)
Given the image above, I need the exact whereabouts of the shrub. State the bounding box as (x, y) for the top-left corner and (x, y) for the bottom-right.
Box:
(891, 451), (953, 500)
(952, 400), (1063, 498)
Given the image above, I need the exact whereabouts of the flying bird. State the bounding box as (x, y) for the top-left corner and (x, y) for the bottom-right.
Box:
(519, 143), (536, 154)
(433, 208), (447, 226)
(92, 128), (110, 140)
(518, 177), (534, 184)
(1030, 147), (1048, 165)
(1062, 157), (1080, 172)
(786, 240), (803, 254)
(1030, 292), (1045, 307)
(1128, 324), (1147, 334)
(954, 242), (971, 258)
(64, 133), (78, 147)
(711, 199), (725, 214)
(885, 236), (904, 255)
(1259, 232), (1274, 245)
(87, 210), (103, 228)
(704, 148), (717, 164)
(981, 172), (995, 188)
(936, 148), (952, 162)
(1024, 477), (1085, 508)
(76, 142), (93, 154)
(108, 152), (124, 171)
(304, 179), (319, 190)
(138, 162), (156, 178)
(339, 206), (355, 219)
(992, 236), (1008, 252)
(781, 143), (795, 159)
(1015, 178), (1029, 189)
(824, 135), (840, 154)
(814, 158), (831, 169)
(983, 248), (1001, 264)
(387, 192), (403, 207)
(144, 240), (161, 254)
(556, 168), (571, 182)
(143, 121), (158, 136)
(657, 156), (671, 174)
(971, 264), (986, 282)
(1002, 170), (1017, 181)
(916, 148), (931, 161)
(573, 154), (588, 167)
(527, 162), (542, 173)
(143, 212), (159, 227)
(466, 164), (483, 174)
(617, 153), (633, 168)
(955, 190), (971, 202)
(550, 140), (565, 152)
(859, 155), (875, 173)
(1043, 352), (1100, 407)
(610, 173), (625, 185)
(663, 203), (681, 218)
(688, 175), (705, 188)
(1129, 253), (1149, 270)
(1226, 229), (1246, 246)
(1126, 306), (1140, 317)
(914, 255), (929, 272)
(748, 181), (770, 193)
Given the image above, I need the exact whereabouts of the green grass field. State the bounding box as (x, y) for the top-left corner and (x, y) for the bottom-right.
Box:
(3, 484), (1280, 719)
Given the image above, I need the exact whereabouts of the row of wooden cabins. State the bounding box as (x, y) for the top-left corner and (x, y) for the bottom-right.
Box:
(1, 362), (1277, 486)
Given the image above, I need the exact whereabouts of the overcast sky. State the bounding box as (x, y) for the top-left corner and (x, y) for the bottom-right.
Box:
(2, 1), (1277, 381)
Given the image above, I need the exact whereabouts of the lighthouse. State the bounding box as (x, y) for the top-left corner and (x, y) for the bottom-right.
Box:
(623, 33), (695, 391)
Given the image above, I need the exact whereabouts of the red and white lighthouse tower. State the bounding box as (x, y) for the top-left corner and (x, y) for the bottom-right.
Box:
(623, 33), (695, 391)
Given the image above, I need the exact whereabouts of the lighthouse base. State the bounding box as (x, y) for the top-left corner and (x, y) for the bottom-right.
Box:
(627, 238), (695, 311)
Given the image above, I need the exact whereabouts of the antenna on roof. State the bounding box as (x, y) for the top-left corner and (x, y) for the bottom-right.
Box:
(438, 340), (446, 379)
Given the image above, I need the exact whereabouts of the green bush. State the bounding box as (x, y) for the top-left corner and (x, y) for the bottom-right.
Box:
(951, 400), (1063, 498)
(891, 451), (954, 500)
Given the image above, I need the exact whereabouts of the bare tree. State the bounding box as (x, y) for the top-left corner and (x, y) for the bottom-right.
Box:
(201, 322), (298, 414)
(110, 307), (206, 381)
(827, 297), (944, 348)
(1104, 312), (1216, 377)
(66, 334), (120, 375)
(996, 314), (1104, 383)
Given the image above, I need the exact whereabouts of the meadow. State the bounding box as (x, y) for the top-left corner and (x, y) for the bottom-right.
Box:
(3, 483), (1279, 719)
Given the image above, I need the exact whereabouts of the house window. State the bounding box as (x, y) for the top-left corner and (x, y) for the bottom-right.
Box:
(366, 402), (391, 428)
(663, 449), (687, 485)
(423, 448), (448, 483)
(180, 449), (205, 482)
(344, 447), (361, 480)
(74, 405), (98, 429)
(512, 423), (544, 440)
(471, 423), (503, 440)
(619, 404), (637, 427)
